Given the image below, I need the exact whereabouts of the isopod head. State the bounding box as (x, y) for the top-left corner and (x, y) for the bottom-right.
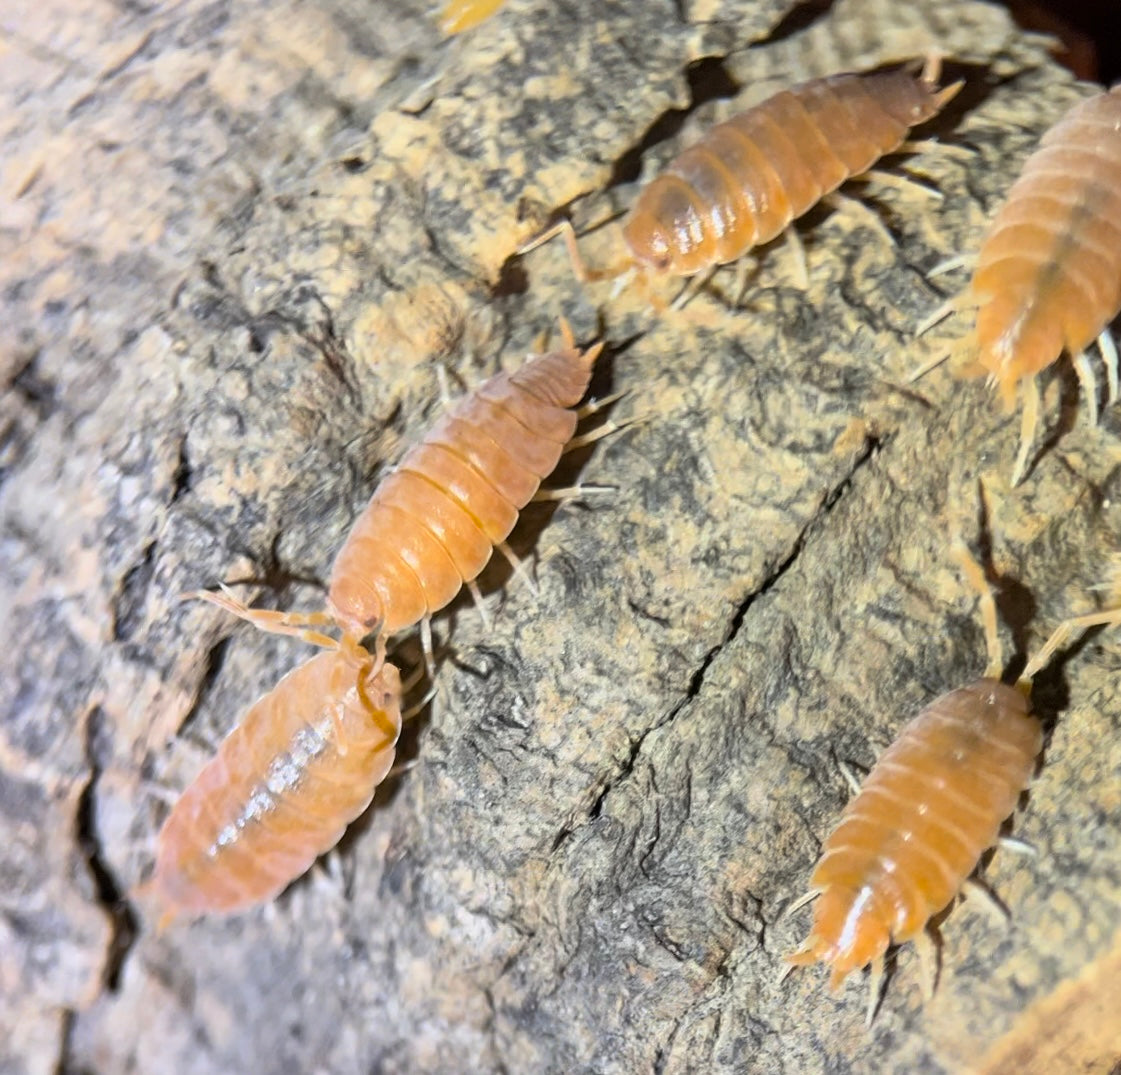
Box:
(327, 570), (388, 643)
(621, 199), (680, 276)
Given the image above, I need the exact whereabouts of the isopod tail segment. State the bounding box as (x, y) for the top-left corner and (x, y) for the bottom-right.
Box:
(913, 269), (1121, 488)
(780, 542), (1121, 1026)
(517, 54), (963, 311)
(912, 85), (1121, 486)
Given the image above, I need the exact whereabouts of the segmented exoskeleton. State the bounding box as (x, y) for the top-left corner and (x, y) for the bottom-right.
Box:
(917, 86), (1121, 485)
(784, 546), (1121, 1023)
(146, 640), (401, 922)
(520, 57), (961, 305)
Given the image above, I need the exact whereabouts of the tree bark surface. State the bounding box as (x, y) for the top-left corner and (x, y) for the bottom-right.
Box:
(3, 0), (1120, 1072)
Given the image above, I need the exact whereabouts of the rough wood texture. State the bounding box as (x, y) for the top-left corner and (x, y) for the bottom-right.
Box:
(3, 1), (1121, 1072)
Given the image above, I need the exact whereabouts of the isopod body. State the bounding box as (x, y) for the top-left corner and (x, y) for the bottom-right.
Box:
(786, 678), (1041, 988)
(623, 64), (957, 277)
(521, 59), (960, 297)
(326, 335), (604, 643)
(920, 86), (1121, 484)
(148, 647), (402, 919)
(785, 543), (1121, 1021)
(971, 87), (1121, 401)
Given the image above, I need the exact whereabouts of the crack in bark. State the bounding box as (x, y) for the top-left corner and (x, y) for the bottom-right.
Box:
(76, 707), (139, 993)
(759, 0), (837, 44)
(575, 433), (883, 838)
(606, 55), (740, 190)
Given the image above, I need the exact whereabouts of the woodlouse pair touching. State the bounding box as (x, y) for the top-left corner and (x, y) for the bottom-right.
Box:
(783, 546), (1121, 1024)
(147, 327), (614, 921)
(917, 85), (1121, 485)
(520, 56), (962, 306)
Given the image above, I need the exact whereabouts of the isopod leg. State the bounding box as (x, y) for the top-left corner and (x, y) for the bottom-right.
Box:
(1098, 330), (1119, 406)
(1072, 349), (1100, 426)
(1020, 605), (1121, 682)
(184, 585), (339, 650)
(532, 484), (614, 502)
(781, 226), (809, 290)
(670, 265), (717, 310)
(927, 254), (975, 278)
(497, 539), (538, 596)
(781, 889), (821, 919)
(821, 191), (895, 254)
(914, 289), (974, 337)
(897, 138), (975, 162)
(914, 928), (940, 1001)
(951, 541), (1002, 678)
(516, 218), (631, 285)
(465, 578), (494, 631)
(837, 759), (862, 797)
(1010, 375), (1041, 488)
(856, 168), (942, 202)
(865, 954), (886, 1027)
(730, 256), (758, 308)
(997, 835), (1037, 857)
(420, 615), (437, 681)
(562, 410), (647, 454)
(961, 877), (1009, 925)
(576, 389), (627, 420)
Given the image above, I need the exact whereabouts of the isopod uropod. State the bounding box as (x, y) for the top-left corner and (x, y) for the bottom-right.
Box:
(192, 323), (609, 668)
(784, 546), (1121, 1023)
(145, 637), (402, 922)
(917, 86), (1121, 485)
(520, 57), (961, 304)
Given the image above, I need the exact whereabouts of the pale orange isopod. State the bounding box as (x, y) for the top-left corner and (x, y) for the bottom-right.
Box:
(439, 0), (506, 35)
(144, 637), (402, 922)
(917, 86), (1121, 485)
(520, 57), (961, 304)
(192, 325), (608, 668)
(783, 546), (1121, 1023)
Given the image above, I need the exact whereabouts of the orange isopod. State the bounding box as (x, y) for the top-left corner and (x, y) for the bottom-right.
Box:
(918, 86), (1121, 485)
(520, 57), (961, 303)
(191, 325), (608, 668)
(145, 638), (402, 922)
(784, 546), (1121, 1023)
(439, 0), (506, 34)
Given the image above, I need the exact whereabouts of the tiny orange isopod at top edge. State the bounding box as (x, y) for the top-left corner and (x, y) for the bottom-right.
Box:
(142, 635), (402, 923)
(519, 56), (962, 305)
(916, 86), (1121, 486)
(439, 0), (506, 34)
(187, 322), (610, 671)
(782, 545), (1121, 1024)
